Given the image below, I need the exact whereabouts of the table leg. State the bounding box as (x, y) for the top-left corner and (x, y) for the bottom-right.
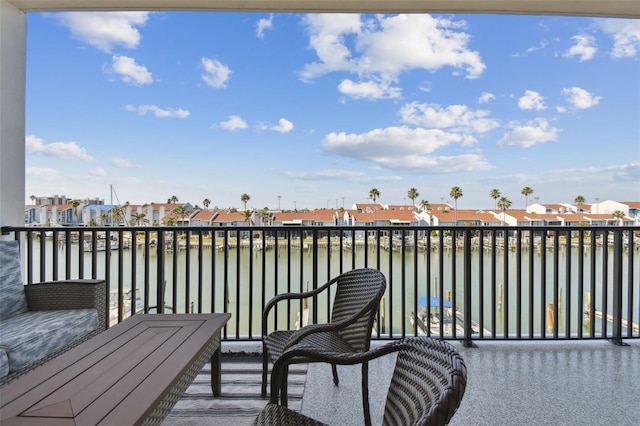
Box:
(211, 333), (222, 397)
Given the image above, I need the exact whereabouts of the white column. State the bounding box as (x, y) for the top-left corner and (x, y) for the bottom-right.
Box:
(0, 2), (26, 229)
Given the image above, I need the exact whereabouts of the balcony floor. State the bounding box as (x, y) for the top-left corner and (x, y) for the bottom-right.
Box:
(165, 339), (640, 425)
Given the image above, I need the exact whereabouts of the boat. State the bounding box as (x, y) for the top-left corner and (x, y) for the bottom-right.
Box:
(109, 288), (144, 326)
(83, 234), (120, 252)
(410, 296), (482, 336)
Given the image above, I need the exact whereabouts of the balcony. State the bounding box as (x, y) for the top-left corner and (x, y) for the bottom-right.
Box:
(2, 224), (639, 424)
(2, 224), (638, 342)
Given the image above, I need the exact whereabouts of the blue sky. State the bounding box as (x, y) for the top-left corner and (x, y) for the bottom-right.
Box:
(25, 12), (640, 211)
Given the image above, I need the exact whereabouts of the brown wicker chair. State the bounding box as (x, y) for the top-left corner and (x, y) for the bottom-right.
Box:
(255, 337), (467, 426)
(261, 268), (386, 425)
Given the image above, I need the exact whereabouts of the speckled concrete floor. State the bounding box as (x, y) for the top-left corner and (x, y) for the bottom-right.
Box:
(300, 339), (640, 426)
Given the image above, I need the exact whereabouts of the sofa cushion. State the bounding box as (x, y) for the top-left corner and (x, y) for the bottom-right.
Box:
(0, 240), (28, 321)
(0, 346), (9, 378)
(0, 308), (98, 374)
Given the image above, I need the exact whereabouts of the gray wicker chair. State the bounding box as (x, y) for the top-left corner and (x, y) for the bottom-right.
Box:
(261, 268), (386, 425)
(255, 337), (467, 426)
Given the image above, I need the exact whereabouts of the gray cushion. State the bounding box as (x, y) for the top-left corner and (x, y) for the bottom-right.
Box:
(0, 241), (28, 321)
(0, 346), (8, 378)
(0, 308), (99, 374)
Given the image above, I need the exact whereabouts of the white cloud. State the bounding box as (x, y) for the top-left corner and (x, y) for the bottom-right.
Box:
(375, 154), (493, 173)
(323, 126), (462, 159)
(268, 118), (294, 133)
(478, 92), (495, 104)
(320, 125), (491, 173)
(595, 18), (640, 58)
(108, 55), (154, 85)
(125, 104), (190, 118)
(90, 168), (107, 177)
(57, 12), (150, 52)
(338, 79), (402, 100)
(497, 118), (559, 148)
(300, 14), (485, 83)
(201, 58), (231, 88)
(399, 102), (499, 134)
(256, 14), (274, 39)
(26, 134), (93, 161)
(563, 34), (597, 61)
(518, 90), (546, 111)
(562, 87), (601, 109)
(220, 115), (248, 131)
(110, 157), (138, 168)
(26, 167), (58, 178)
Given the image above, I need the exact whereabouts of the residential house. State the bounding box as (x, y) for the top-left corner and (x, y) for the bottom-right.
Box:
(212, 210), (252, 239)
(190, 210), (218, 227)
(142, 203), (194, 225)
(352, 203), (384, 213)
(271, 209), (337, 227)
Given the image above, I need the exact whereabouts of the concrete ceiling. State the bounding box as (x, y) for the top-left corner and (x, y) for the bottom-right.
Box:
(7, 0), (640, 18)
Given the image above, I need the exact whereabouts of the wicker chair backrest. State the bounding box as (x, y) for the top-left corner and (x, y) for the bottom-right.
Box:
(383, 338), (467, 426)
(330, 268), (386, 352)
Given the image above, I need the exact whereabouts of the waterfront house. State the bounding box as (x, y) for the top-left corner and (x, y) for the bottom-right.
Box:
(141, 202), (194, 226)
(190, 209), (218, 227)
(272, 209), (338, 227)
(353, 203), (384, 213)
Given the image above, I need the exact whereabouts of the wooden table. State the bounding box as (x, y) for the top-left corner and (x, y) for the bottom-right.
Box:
(0, 313), (231, 425)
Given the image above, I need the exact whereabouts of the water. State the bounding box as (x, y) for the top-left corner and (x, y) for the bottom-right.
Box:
(26, 238), (639, 338)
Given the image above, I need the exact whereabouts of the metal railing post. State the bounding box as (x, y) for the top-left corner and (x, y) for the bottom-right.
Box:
(611, 229), (624, 345)
(463, 229), (474, 347)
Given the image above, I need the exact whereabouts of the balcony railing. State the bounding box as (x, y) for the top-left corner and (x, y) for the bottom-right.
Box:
(2, 225), (639, 345)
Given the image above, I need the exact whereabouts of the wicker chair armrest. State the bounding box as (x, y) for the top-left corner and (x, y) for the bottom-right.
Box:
(282, 314), (361, 350)
(280, 338), (405, 369)
(24, 279), (107, 330)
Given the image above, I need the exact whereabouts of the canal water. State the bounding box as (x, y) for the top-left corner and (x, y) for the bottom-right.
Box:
(27, 238), (639, 338)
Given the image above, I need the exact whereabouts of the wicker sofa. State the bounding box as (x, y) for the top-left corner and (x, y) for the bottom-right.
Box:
(0, 240), (107, 385)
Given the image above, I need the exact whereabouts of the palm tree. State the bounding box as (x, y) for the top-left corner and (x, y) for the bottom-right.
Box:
(369, 188), (380, 205)
(165, 217), (177, 227)
(241, 193), (250, 210)
(574, 195), (586, 212)
(407, 188), (419, 206)
(521, 187), (534, 209)
(30, 194), (36, 204)
(67, 199), (81, 224)
(612, 210), (625, 225)
(242, 209), (254, 225)
(173, 205), (187, 226)
(203, 198), (211, 210)
(259, 207), (271, 225)
(419, 199), (430, 212)
(490, 188), (501, 211)
(131, 212), (148, 226)
(111, 206), (126, 226)
(449, 186), (463, 224)
(497, 196), (512, 225)
(100, 212), (110, 226)
(489, 188), (501, 210)
(169, 195), (179, 204)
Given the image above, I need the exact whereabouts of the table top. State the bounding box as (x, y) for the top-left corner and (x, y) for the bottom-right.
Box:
(0, 313), (231, 425)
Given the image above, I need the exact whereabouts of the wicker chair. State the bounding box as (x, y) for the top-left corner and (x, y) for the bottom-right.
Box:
(261, 268), (386, 425)
(255, 337), (467, 426)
